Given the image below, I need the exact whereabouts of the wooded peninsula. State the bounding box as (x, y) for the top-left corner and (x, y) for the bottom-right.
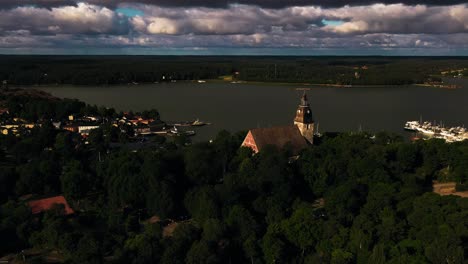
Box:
(1, 56), (468, 86)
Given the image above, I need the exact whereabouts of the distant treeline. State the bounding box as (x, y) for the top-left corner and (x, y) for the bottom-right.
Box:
(1, 56), (468, 86)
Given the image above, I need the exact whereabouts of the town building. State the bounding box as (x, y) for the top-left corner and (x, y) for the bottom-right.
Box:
(62, 124), (100, 135)
(128, 117), (155, 126)
(78, 125), (100, 135)
(241, 92), (315, 154)
(135, 125), (151, 135)
(63, 124), (79, 133)
(1, 123), (37, 135)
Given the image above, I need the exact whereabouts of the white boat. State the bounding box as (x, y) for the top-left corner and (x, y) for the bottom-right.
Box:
(170, 126), (179, 134)
(420, 128), (435, 135)
(404, 121), (420, 131)
(170, 126), (196, 136)
(191, 119), (207, 126)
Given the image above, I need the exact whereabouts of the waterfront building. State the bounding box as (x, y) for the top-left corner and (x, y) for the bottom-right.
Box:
(135, 125), (151, 135)
(241, 92), (315, 154)
(1, 123), (36, 135)
(63, 124), (79, 133)
(78, 125), (100, 135)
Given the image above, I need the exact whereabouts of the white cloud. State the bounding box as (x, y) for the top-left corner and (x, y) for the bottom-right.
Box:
(0, 2), (468, 53)
(0, 3), (126, 35)
(324, 4), (468, 34)
(146, 18), (180, 34)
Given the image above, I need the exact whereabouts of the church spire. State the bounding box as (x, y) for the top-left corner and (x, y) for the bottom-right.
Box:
(300, 91), (309, 106)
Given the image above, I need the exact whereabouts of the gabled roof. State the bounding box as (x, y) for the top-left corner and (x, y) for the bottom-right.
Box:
(248, 125), (308, 154)
(28, 196), (74, 215)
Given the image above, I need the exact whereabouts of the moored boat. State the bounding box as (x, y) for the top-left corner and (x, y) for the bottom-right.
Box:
(169, 126), (196, 136)
(191, 119), (207, 126)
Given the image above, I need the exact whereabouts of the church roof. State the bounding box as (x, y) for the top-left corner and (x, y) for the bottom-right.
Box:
(249, 125), (308, 154)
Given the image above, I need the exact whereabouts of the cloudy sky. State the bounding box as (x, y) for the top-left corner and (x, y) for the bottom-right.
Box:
(1, 0), (468, 55)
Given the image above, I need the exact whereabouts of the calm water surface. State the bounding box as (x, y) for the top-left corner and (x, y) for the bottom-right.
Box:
(36, 78), (468, 141)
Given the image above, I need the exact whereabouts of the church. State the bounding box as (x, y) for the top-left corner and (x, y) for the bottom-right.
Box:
(241, 92), (315, 154)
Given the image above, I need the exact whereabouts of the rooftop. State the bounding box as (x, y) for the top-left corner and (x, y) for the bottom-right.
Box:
(249, 125), (308, 154)
(27, 195), (74, 215)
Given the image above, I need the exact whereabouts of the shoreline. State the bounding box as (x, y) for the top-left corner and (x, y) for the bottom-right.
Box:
(13, 81), (418, 88)
(8, 76), (464, 88)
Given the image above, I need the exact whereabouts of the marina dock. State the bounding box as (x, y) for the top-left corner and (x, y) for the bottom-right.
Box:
(404, 120), (468, 142)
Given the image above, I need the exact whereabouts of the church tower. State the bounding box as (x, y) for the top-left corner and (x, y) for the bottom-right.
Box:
(294, 92), (314, 144)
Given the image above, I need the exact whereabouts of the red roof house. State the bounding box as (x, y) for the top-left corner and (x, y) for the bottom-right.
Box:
(28, 196), (74, 215)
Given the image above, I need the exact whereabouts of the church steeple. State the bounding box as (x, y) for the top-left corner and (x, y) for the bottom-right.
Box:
(294, 91), (314, 144)
(300, 92), (309, 107)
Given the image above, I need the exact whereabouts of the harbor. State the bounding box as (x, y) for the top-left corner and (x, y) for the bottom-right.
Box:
(404, 120), (468, 142)
(37, 79), (468, 142)
(137, 119), (211, 138)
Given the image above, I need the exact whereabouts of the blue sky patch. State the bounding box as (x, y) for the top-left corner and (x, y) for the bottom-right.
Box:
(322, 19), (345, 26)
(116, 8), (143, 17)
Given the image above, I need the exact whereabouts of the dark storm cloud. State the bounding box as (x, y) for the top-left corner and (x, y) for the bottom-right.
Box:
(0, 0), (74, 9)
(2, 0), (468, 9)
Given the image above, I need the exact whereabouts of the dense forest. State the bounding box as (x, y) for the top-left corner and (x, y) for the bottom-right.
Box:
(1, 90), (468, 263)
(1, 56), (468, 86)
